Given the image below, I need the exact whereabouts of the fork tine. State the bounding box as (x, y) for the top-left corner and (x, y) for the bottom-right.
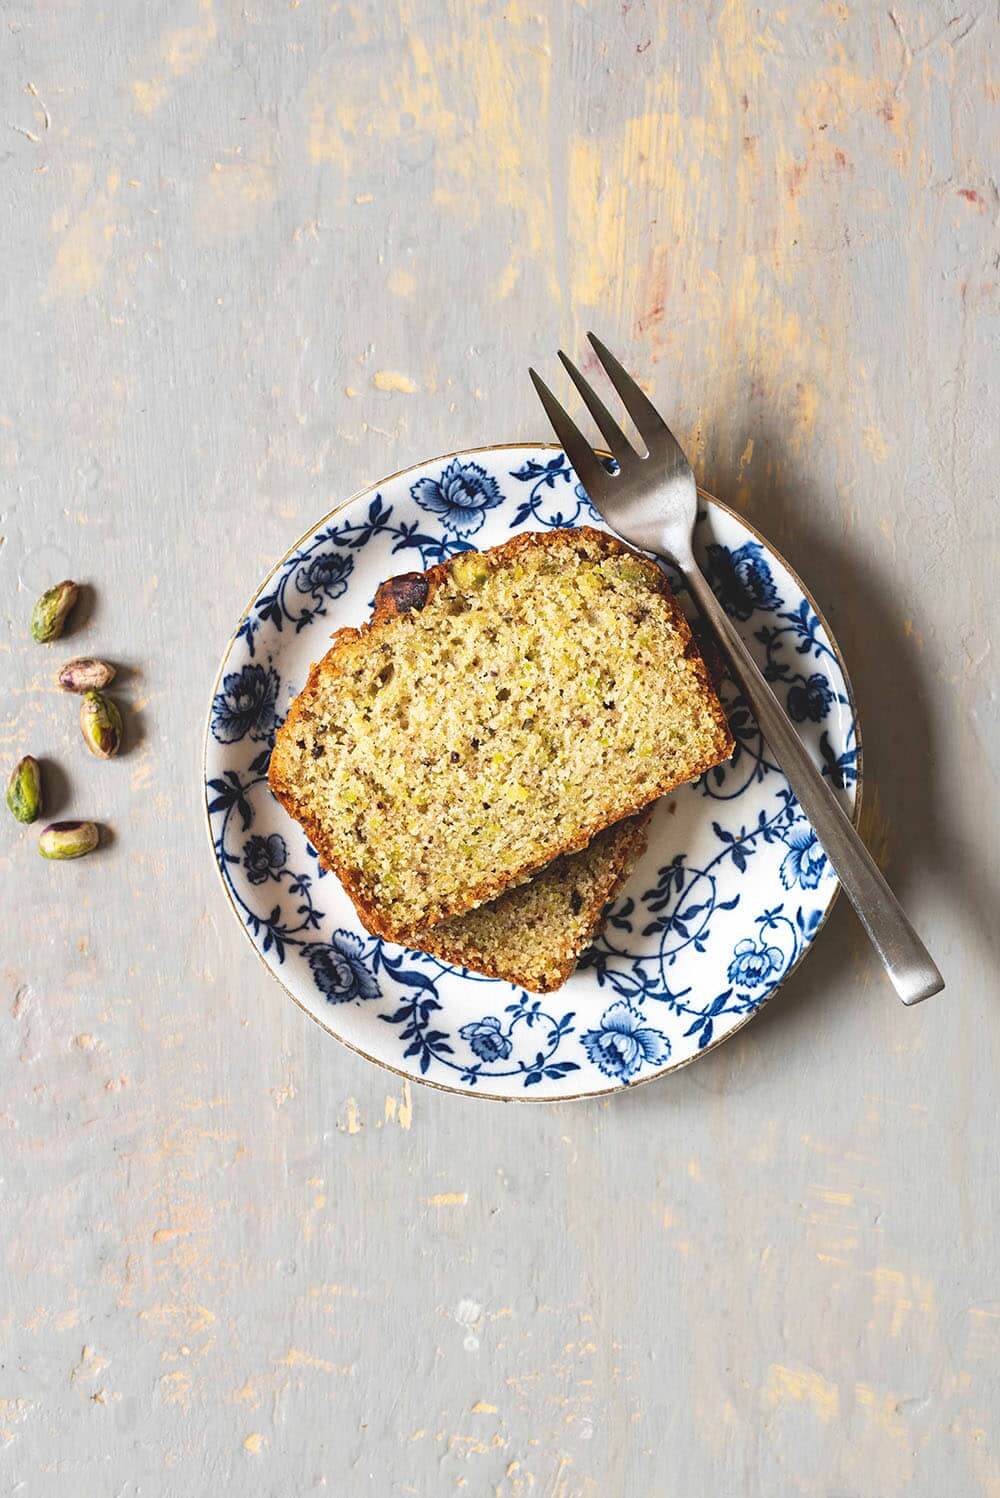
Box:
(586, 332), (667, 443)
(557, 350), (636, 463)
(529, 368), (606, 497)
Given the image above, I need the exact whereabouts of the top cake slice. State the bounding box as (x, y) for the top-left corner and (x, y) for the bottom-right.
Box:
(268, 527), (734, 942)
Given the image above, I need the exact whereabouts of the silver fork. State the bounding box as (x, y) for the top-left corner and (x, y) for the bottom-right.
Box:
(530, 334), (944, 1006)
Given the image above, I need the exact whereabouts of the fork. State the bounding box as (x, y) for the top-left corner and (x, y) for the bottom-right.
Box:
(530, 334), (944, 1006)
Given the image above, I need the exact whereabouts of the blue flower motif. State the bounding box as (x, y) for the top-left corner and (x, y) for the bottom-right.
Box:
(296, 549), (353, 601)
(307, 931), (381, 1003)
(243, 832), (287, 885)
(727, 937), (784, 988)
(211, 663), (280, 744)
(787, 672), (833, 723)
(582, 1001), (670, 1081)
(780, 826), (827, 890)
(705, 541), (781, 621)
(411, 460), (503, 537)
(459, 1015), (513, 1063)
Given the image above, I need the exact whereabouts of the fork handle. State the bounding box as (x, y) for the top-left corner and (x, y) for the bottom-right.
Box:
(682, 559), (944, 1006)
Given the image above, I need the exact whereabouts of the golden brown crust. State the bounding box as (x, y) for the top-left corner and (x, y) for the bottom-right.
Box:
(409, 810), (652, 992)
(268, 528), (734, 943)
(599, 810), (653, 913)
(372, 572), (430, 619)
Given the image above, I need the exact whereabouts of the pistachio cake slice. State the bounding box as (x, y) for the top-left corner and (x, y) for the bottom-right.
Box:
(410, 811), (651, 993)
(268, 527), (734, 943)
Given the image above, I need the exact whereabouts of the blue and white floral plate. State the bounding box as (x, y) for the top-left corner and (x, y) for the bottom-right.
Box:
(205, 445), (860, 1101)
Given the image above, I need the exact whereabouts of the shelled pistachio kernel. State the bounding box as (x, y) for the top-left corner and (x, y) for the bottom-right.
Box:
(80, 690), (123, 759)
(38, 820), (99, 859)
(58, 657), (115, 693)
(6, 756), (41, 823)
(31, 580), (79, 643)
(451, 551), (489, 590)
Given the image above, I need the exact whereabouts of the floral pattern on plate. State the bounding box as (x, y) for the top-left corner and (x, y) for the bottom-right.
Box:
(205, 447), (859, 1100)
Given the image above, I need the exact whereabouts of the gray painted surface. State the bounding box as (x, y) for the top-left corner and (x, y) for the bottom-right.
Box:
(1, 1), (998, 1493)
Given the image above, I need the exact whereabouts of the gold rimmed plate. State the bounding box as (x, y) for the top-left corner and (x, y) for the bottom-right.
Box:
(204, 445), (860, 1101)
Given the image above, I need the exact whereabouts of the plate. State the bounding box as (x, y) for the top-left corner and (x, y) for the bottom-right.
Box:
(204, 445), (860, 1101)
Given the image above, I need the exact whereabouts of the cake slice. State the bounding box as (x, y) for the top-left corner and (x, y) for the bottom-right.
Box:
(268, 527), (733, 943)
(410, 811), (651, 992)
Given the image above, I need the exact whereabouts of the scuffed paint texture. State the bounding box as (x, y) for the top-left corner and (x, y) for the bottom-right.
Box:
(0, 0), (997, 1492)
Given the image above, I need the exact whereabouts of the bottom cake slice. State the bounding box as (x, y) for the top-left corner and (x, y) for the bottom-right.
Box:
(408, 811), (651, 993)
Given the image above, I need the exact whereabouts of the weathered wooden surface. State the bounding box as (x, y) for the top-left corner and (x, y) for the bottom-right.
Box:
(2, 1), (998, 1492)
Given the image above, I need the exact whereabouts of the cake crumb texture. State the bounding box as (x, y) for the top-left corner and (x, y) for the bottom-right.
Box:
(411, 812), (651, 992)
(268, 527), (733, 941)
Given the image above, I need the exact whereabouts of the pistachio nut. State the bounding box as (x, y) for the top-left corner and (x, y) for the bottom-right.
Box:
(31, 580), (80, 643)
(6, 755), (42, 824)
(39, 820), (99, 859)
(78, 689), (122, 760)
(80, 690), (123, 759)
(58, 657), (116, 693)
(451, 551), (490, 590)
